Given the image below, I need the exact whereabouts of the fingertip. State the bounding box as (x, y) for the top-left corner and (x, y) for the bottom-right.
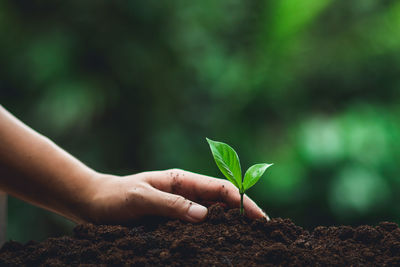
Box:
(186, 203), (208, 222)
(245, 209), (265, 220)
(260, 209), (271, 221)
(241, 195), (270, 221)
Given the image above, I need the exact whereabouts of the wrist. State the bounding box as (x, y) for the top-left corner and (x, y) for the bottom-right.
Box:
(63, 169), (104, 224)
(73, 172), (117, 224)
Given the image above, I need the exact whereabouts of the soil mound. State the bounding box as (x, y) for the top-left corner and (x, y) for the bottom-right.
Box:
(1, 204), (400, 266)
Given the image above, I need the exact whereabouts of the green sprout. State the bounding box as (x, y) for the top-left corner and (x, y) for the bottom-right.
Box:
(206, 138), (273, 215)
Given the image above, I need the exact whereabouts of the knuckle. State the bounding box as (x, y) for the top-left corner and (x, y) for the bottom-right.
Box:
(167, 195), (188, 209)
(227, 181), (239, 192)
(167, 168), (185, 176)
(219, 180), (240, 203)
(220, 180), (234, 190)
(166, 169), (186, 193)
(126, 183), (148, 200)
(219, 181), (232, 199)
(217, 181), (226, 194)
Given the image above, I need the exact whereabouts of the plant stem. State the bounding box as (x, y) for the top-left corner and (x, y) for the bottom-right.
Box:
(240, 193), (244, 215)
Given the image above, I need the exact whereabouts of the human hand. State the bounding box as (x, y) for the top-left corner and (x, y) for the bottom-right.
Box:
(82, 169), (268, 224)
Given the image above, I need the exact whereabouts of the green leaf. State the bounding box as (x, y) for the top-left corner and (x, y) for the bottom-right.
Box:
(243, 163), (273, 191)
(206, 138), (242, 189)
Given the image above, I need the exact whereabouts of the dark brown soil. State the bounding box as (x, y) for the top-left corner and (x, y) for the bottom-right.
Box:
(1, 204), (400, 266)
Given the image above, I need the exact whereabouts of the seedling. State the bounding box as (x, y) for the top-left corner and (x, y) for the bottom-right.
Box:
(206, 138), (273, 215)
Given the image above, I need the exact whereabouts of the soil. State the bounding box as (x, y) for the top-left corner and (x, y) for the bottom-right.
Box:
(1, 204), (400, 266)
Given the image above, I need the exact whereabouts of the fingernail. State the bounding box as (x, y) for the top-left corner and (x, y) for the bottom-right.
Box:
(187, 204), (208, 221)
(261, 209), (270, 221)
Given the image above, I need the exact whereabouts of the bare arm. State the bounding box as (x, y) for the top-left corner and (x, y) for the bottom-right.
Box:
(0, 106), (96, 223)
(0, 106), (267, 224)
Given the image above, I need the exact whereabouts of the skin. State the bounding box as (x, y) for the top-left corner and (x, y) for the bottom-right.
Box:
(0, 105), (268, 224)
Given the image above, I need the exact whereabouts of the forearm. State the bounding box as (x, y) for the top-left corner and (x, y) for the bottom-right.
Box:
(0, 106), (97, 223)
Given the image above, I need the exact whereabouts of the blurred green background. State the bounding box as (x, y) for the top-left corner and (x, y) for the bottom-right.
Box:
(1, 0), (400, 242)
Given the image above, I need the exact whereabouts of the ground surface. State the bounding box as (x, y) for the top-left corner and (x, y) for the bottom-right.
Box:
(1, 204), (400, 266)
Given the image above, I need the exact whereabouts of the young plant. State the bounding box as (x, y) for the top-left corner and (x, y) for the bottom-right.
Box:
(206, 138), (273, 215)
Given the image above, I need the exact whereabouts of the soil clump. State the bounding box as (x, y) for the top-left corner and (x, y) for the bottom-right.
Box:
(1, 204), (400, 266)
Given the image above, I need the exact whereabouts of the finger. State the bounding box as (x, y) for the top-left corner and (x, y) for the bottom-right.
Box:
(146, 186), (208, 223)
(145, 169), (267, 220)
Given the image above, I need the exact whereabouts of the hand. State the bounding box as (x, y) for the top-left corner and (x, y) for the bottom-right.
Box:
(82, 169), (268, 224)
(0, 107), (268, 225)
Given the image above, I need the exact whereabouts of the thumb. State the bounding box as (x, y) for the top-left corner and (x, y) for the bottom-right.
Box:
(149, 187), (208, 222)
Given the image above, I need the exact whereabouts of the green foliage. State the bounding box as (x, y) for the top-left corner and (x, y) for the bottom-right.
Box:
(243, 163), (273, 192)
(2, 0), (400, 241)
(206, 138), (242, 189)
(207, 138), (272, 215)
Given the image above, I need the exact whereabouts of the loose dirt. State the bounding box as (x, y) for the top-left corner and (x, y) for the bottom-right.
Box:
(1, 204), (400, 266)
